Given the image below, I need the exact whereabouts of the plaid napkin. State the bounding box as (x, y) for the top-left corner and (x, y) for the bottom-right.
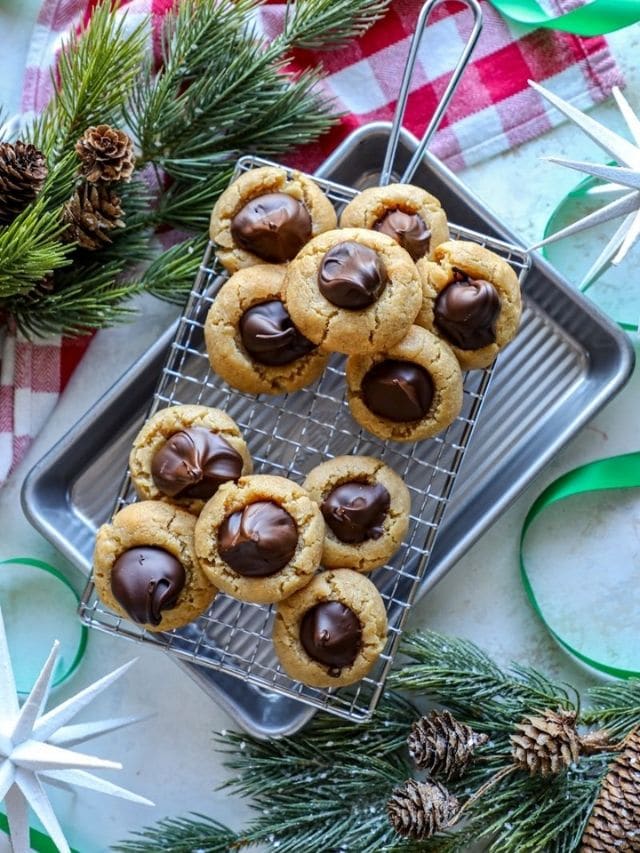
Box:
(0, 0), (623, 487)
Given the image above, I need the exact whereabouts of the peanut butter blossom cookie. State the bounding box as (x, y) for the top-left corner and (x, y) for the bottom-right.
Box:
(93, 501), (216, 632)
(416, 240), (522, 370)
(346, 325), (463, 442)
(283, 227), (422, 355)
(205, 264), (329, 395)
(209, 166), (337, 272)
(339, 183), (449, 261)
(303, 456), (410, 572)
(272, 569), (388, 688)
(194, 474), (324, 604)
(129, 405), (252, 514)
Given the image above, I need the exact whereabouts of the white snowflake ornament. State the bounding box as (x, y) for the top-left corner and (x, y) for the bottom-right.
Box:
(0, 606), (153, 853)
(528, 80), (640, 288)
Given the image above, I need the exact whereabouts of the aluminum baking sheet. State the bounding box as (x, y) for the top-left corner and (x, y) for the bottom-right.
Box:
(22, 123), (634, 737)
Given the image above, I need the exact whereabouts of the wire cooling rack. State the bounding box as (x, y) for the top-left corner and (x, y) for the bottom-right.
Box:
(79, 155), (531, 722)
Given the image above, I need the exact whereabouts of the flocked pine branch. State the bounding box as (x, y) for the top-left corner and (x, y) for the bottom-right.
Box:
(583, 678), (640, 739)
(112, 814), (240, 853)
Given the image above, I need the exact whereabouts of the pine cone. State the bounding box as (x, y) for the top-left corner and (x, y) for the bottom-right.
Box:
(511, 709), (581, 776)
(387, 779), (459, 840)
(62, 183), (125, 250)
(75, 125), (135, 183)
(0, 141), (48, 225)
(408, 711), (489, 780)
(580, 728), (640, 852)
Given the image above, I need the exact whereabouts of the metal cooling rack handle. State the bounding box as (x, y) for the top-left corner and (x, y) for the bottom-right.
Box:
(379, 0), (483, 186)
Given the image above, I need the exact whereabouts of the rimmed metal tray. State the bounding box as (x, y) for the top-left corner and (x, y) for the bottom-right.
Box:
(22, 123), (634, 738)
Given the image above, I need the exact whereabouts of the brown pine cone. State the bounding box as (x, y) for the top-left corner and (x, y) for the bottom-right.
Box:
(511, 709), (581, 776)
(408, 710), (488, 780)
(75, 125), (135, 183)
(580, 728), (640, 852)
(62, 183), (125, 251)
(387, 779), (459, 841)
(0, 141), (48, 225)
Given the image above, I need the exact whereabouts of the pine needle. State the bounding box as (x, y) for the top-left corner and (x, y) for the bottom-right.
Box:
(112, 813), (239, 853)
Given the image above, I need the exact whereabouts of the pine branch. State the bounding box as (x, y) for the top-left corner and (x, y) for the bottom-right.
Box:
(389, 632), (576, 731)
(583, 679), (640, 738)
(141, 235), (208, 303)
(0, 194), (72, 298)
(112, 813), (240, 853)
(30, 0), (147, 163)
(279, 0), (391, 51)
(7, 262), (142, 338)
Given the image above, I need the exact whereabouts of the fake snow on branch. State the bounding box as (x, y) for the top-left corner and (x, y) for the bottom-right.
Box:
(528, 80), (640, 289)
(0, 607), (152, 853)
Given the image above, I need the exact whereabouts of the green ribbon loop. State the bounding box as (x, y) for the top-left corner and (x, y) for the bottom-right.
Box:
(490, 0), (640, 36)
(520, 451), (640, 678)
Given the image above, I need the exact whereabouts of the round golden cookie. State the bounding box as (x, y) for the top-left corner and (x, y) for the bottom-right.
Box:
(303, 456), (410, 572)
(93, 501), (216, 632)
(346, 325), (463, 442)
(129, 405), (252, 514)
(282, 227), (422, 355)
(209, 166), (337, 272)
(416, 240), (522, 370)
(194, 474), (324, 604)
(339, 183), (449, 261)
(272, 569), (388, 688)
(204, 264), (329, 395)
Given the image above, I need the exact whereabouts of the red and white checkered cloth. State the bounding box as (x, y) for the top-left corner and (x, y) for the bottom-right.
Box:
(0, 0), (623, 487)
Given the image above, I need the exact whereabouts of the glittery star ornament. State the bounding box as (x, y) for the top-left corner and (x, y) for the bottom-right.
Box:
(528, 80), (640, 289)
(0, 606), (152, 853)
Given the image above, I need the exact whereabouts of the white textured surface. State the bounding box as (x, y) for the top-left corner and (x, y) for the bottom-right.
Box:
(0, 8), (639, 852)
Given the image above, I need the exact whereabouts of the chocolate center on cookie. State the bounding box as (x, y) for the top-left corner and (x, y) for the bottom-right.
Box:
(373, 208), (430, 260)
(239, 300), (316, 366)
(434, 273), (500, 350)
(300, 601), (362, 674)
(318, 241), (387, 309)
(111, 546), (186, 626)
(218, 500), (298, 577)
(321, 481), (390, 544)
(362, 359), (434, 422)
(230, 192), (312, 263)
(151, 427), (243, 500)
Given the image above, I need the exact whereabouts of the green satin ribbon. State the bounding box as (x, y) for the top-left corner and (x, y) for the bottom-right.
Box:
(0, 813), (79, 853)
(521, 451), (640, 678)
(490, 0), (640, 36)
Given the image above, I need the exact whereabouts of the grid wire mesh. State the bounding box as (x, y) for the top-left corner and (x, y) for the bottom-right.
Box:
(79, 156), (531, 722)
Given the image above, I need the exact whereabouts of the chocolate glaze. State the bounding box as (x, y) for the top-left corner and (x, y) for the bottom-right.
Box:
(300, 601), (362, 675)
(230, 192), (311, 263)
(434, 273), (501, 350)
(318, 241), (387, 309)
(111, 546), (185, 626)
(151, 427), (243, 500)
(218, 500), (298, 577)
(321, 481), (390, 544)
(239, 300), (315, 366)
(373, 208), (430, 260)
(362, 359), (434, 422)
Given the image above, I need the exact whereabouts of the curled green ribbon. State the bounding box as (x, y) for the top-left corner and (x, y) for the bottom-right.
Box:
(520, 451), (640, 678)
(490, 0), (640, 36)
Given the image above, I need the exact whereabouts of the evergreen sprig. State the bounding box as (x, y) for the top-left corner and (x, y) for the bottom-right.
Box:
(1, 0), (392, 337)
(115, 631), (640, 853)
(113, 814), (239, 853)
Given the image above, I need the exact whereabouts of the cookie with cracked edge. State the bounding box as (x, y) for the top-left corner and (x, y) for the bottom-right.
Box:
(129, 404), (253, 514)
(346, 325), (463, 442)
(209, 166), (337, 273)
(194, 474), (324, 604)
(303, 455), (410, 572)
(204, 264), (329, 395)
(339, 183), (449, 262)
(416, 240), (522, 370)
(283, 227), (422, 356)
(272, 569), (388, 688)
(93, 501), (217, 632)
